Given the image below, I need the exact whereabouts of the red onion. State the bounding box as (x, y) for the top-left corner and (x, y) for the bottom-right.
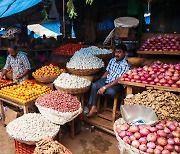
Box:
(168, 124), (177, 131)
(120, 124), (129, 131)
(118, 131), (126, 138)
(172, 131), (180, 138)
(123, 136), (131, 144)
(156, 124), (164, 130)
(147, 142), (156, 149)
(155, 145), (163, 152)
(125, 131), (133, 137)
(147, 133), (157, 142)
(164, 144), (174, 152)
(157, 137), (167, 146)
(140, 128), (150, 136)
(134, 132), (141, 139)
(129, 125), (139, 133)
(174, 145), (180, 153)
(174, 138), (180, 146)
(149, 127), (158, 132)
(157, 130), (167, 137)
(154, 148), (162, 154)
(131, 140), (140, 149)
(164, 127), (171, 134)
(139, 144), (147, 152)
(129, 135), (136, 141)
(162, 150), (171, 154)
(146, 148), (154, 153)
(138, 137), (147, 144)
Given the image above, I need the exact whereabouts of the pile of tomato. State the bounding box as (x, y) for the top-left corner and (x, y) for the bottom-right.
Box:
(53, 43), (86, 55)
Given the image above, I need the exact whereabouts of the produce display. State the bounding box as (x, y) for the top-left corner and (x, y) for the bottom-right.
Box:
(36, 90), (81, 112)
(75, 46), (112, 56)
(52, 43), (86, 55)
(125, 90), (180, 121)
(115, 119), (180, 154)
(6, 113), (60, 143)
(139, 35), (180, 52)
(34, 138), (71, 154)
(66, 54), (104, 69)
(32, 64), (65, 77)
(120, 61), (180, 88)
(0, 81), (51, 103)
(0, 80), (14, 88)
(54, 73), (91, 89)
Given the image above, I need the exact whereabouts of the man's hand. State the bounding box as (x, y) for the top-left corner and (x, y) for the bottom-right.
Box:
(97, 86), (106, 95)
(15, 75), (22, 79)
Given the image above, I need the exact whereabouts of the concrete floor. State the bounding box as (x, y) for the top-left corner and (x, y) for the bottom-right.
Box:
(0, 122), (119, 154)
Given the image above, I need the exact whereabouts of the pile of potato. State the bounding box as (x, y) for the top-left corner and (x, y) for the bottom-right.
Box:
(34, 138), (70, 154)
(124, 90), (180, 121)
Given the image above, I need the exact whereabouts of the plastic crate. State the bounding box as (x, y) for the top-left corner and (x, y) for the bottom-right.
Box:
(14, 140), (35, 154)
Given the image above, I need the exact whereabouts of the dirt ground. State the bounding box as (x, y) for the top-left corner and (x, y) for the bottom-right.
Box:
(0, 121), (119, 154)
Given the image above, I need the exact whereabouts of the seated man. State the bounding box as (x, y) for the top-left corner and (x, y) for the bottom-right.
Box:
(87, 44), (130, 117)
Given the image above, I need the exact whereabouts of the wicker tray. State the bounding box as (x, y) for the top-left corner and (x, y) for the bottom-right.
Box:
(67, 67), (102, 76)
(32, 74), (59, 83)
(96, 53), (112, 60)
(14, 140), (35, 154)
(55, 85), (91, 94)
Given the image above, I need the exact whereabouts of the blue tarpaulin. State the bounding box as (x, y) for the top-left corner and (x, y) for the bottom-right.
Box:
(0, 0), (42, 18)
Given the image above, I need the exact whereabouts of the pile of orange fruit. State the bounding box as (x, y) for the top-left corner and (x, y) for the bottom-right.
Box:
(32, 64), (65, 77)
(0, 81), (51, 103)
(0, 80), (14, 88)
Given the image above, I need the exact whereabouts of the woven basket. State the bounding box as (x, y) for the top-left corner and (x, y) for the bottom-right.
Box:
(114, 118), (146, 154)
(55, 85), (91, 94)
(67, 67), (102, 76)
(127, 57), (146, 66)
(96, 53), (112, 61)
(14, 140), (35, 154)
(32, 74), (59, 83)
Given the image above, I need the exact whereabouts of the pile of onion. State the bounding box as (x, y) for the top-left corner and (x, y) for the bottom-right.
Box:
(139, 35), (180, 52)
(120, 61), (180, 88)
(115, 120), (180, 154)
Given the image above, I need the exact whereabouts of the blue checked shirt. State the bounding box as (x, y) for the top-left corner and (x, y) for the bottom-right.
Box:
(4, 52), (31, 84)
(106, 57), (130, 83)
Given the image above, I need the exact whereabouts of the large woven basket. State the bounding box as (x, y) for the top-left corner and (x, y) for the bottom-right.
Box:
(96, 53), (112, 61)
(55, 85), (91, 94)
(127, 57), (146, 66)
(67, 67), (102, 76)
(32, 74), (59, 83)
(114, 118), (146, 154)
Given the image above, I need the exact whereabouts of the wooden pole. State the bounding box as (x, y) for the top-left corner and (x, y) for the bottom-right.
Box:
(63, 0), (65, 38)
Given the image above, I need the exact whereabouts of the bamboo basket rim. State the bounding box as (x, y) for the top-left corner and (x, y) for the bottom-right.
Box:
(67, 67), (103, 75)
(54, 84), (91, 94)
(32, 74), (59, 83)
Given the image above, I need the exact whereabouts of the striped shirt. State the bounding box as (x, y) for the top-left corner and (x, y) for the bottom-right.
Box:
(4, 52), (31, 84)
(106, 57), (130, 83)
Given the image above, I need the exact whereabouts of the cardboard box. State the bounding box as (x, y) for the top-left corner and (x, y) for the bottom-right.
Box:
(4, 108), (23, 125)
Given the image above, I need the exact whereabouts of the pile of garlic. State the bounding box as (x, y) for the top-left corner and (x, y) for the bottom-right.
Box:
(54, 73), (91, 89)
(6, 113), (60, 142)
(66, 54), (104, 69)
(76, 46), (112, 56)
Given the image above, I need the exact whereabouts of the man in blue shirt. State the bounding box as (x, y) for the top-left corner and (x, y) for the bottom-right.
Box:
(0, 45), (31, 84)
(87, 44), (130, 117)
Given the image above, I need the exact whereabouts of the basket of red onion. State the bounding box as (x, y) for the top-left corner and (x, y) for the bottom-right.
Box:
(114, 118), (180, 154)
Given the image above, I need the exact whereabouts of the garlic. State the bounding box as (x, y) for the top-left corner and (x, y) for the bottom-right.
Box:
(54, 73), (91, 89)
(6, 113), (60, 142)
